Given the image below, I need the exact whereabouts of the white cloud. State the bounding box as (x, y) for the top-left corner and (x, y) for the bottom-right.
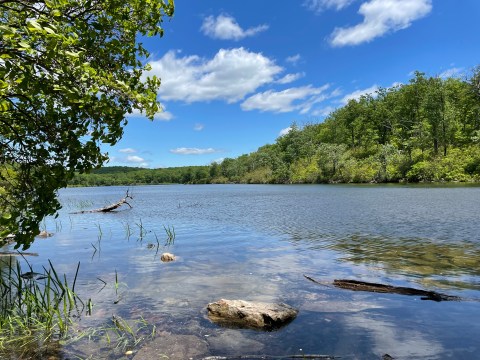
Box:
(149, 48), (283, 103)
(330, 0), (432, 47)
(439, 67), (464, 79)
(201, 15), (268, 41)
(340, 85), (379, 104)
(276, 72), (305, 84)
(126, 155), (146, 163)
(286, 54), (301, 65)
(211, 158), (225, 164)
(119, 148), (137, 154)
(304, 0), (356, 12)
(312, 106), (336, 117)
(126, 107), (173, 121)
(241, 85), (330, 113)
(109, 155), (149, 167)
(279, 127), (293, 136)
(194, 123), (205, 131)
(153, 110), (174, 121)
(170, 147), (222, 155)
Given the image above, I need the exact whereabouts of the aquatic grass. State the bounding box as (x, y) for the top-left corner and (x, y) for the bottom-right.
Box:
(95, 222), (103, 242)
(65, 315), (156, 353)
(122, 221), (132, 241)
(163, 225), (175, 246)
(0, 258), (84, 358)
(136, 219), (148, 241)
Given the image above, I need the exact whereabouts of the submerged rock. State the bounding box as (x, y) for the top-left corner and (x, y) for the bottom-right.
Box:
(160, 252), (175, 262)
(133, 332), (208, 360)
(207, 299), (298, 330)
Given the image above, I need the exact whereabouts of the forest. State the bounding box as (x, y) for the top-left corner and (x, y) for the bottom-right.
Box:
(72, 69), (480, 186)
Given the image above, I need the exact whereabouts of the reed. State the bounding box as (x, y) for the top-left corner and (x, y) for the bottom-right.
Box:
(0, 258), (83, 357)
(163, 225), (175, 246)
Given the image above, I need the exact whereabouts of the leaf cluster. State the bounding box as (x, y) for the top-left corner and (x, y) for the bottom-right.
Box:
(0, 0), (174, 248)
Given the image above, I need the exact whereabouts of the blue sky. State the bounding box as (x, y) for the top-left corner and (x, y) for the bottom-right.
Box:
(106, 0), (480, 168)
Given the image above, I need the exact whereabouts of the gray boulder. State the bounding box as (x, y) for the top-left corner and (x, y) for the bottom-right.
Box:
(207, 299), (298, 330)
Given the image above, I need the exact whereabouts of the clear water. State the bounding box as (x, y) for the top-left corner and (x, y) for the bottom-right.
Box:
(8, 184), (480, 359)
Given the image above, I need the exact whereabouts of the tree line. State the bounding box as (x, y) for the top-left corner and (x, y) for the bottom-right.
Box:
(72, 68), (480, 187)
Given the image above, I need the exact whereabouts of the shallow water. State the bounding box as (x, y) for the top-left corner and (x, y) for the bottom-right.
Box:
(7, 184), (480, 359)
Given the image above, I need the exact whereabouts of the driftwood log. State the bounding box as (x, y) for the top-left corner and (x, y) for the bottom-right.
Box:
(304, 275), (461, 302)
(71, 191), (133, 214)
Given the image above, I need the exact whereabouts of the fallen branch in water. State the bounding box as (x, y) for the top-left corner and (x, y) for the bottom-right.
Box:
(71, 190), (133, 214)
(333, 279), (461, 302)
(304, 275), (461, 302)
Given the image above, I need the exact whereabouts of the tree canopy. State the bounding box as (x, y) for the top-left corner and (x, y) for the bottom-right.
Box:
(0, 0), (174, 249)
(210, 69), (480, 185)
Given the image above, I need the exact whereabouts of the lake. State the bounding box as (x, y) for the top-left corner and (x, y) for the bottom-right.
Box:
(9, 184), (480, 359)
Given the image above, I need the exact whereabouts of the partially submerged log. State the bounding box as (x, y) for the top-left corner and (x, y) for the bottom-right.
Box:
(304, 275), (461, 302)
(332, 279), (461, 302)
(71, 191), (133, 214)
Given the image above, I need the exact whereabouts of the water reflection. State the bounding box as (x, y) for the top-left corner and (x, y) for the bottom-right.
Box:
(331, 235), (480, 290)
(8, 185), (480, 359)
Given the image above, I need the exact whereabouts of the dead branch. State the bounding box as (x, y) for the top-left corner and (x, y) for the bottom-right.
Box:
(304, 275), (461, 302)
(71, 190), (133, 214)
(332, 279), (461, 302)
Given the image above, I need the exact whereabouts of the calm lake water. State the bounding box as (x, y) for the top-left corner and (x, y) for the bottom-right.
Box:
(9, 184), (480, 359)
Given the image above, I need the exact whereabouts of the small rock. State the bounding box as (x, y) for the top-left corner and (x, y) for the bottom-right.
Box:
(207, 299), (298, 330)
(37, 230), (53, 238)
(160, 252), (175, 262)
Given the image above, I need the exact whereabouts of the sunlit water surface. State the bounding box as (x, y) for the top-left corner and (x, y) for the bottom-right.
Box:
(7, 184), (480, 359)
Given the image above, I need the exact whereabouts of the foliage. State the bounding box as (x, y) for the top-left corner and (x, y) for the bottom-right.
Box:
(72, 68), (480, 187)
(0, 0), (174, 249)
(70, 165), (212, 186)
(207, 68), (480, 185)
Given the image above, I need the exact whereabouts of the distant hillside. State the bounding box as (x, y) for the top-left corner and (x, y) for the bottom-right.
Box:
(70, 166), (210, 186)
(208, 69), (480, 184)
(90, 166), (146, 174)
(72, 68), (480, 186)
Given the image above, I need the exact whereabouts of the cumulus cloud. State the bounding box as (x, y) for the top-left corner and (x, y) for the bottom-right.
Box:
(241, 85), (330, 113)
(194, 123), (205, 131)
(110, 154), (149, 167)
(149, 48), (283, 103)
(119, 148), (137, 154)
(276, 72), (305, 85)
(330, 0), (432, 47)
(340, 85), (379, 104)
(279, 127), (293, 136)
(201, 14), (268, 41)
(126, 155), (146, 163)
(126, 107), (173, 121)
(439, 67), (464, 79)
(304, 0), (356, 12)
(312, 106), (336, 117)
(170, 147), (222, 155)
(286, 54), (301, 65)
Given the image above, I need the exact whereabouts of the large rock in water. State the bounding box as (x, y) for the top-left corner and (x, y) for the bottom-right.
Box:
(207, 299), (298, 330)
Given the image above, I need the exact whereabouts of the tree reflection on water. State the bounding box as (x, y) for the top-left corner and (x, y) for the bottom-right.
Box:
(332, 235), (480, 290)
